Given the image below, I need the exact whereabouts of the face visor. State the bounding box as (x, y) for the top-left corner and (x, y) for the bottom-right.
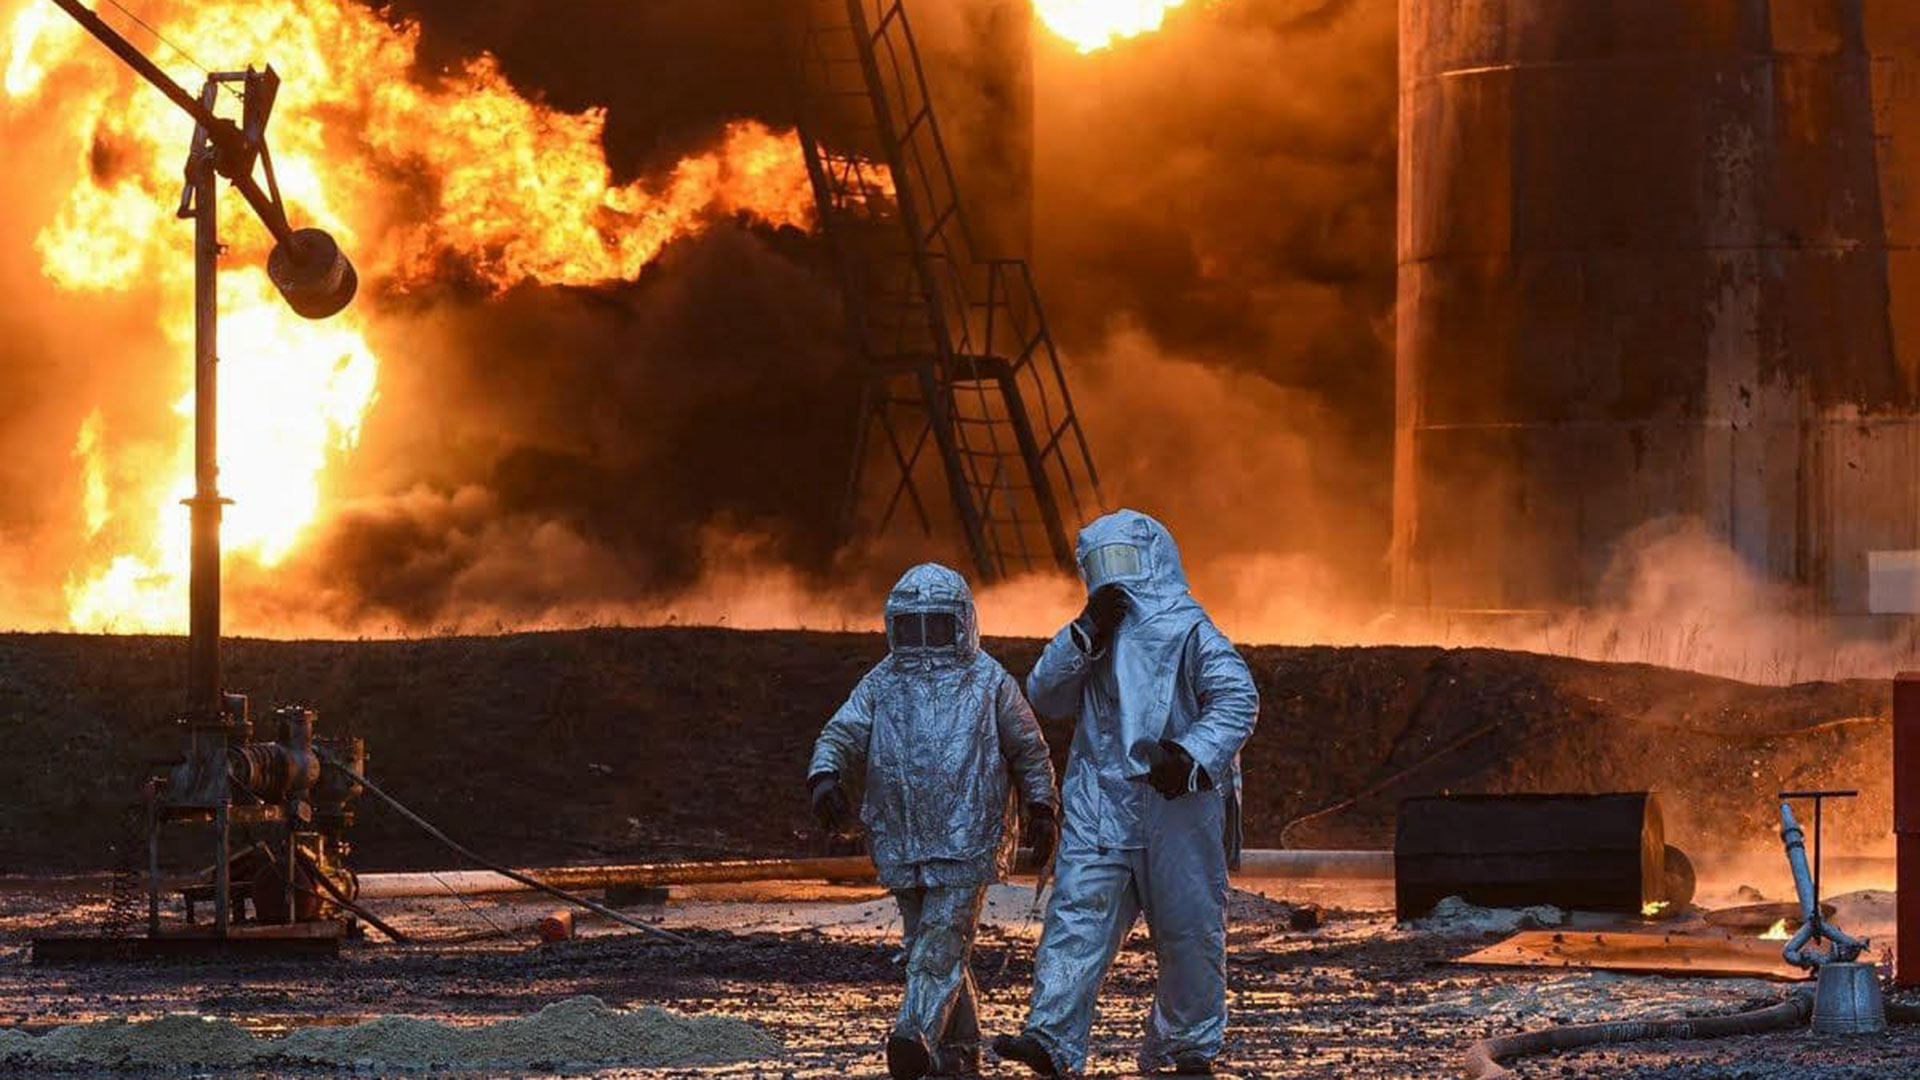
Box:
(890, 610), (961, 651)
(1080, 541), (1145, 592)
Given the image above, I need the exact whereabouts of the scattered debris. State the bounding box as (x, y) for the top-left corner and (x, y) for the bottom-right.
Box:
(1406, 895), (1564, 936)
(1411, 971), (1781, 1025)
(1227, 890), (1326, 931)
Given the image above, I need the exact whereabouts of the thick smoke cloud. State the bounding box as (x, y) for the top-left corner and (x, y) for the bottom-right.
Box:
(275, 0), (1403, 633)
(1030, 0), (1398, 610)
(251, 223), (859, 629)
(0, 0), (1404, 637)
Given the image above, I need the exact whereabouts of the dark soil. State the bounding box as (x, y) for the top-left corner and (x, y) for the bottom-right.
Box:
(0, 630), (1893, 873)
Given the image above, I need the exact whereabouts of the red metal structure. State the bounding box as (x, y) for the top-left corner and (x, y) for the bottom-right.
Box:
(1895, 672), (1920, 986)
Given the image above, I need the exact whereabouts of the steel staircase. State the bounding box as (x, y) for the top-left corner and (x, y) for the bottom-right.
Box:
(795, 0), (1103, 581)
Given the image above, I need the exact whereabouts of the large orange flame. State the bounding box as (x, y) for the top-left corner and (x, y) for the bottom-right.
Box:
(1033, 0), (1194, 53)
(1, 0), (813, 632)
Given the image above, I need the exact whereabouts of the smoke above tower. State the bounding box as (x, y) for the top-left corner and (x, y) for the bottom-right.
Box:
(0, 0), (1406, 645)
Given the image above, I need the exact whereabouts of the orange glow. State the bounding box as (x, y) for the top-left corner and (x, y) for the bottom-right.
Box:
(1760, 918), (1791, 941)
(1033, 0), (1194, 53)
(1, 0), (811, 632)
(2, 0), (77, 96)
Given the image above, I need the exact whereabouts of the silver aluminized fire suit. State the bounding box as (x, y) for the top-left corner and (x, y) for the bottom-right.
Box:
(810, 562), (1057, 1071)
(1017, 510), (1259, 1074)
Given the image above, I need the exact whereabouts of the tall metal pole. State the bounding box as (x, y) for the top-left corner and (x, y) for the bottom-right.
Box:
(185, 84), (224, 724)
(183, 81), (233, 938)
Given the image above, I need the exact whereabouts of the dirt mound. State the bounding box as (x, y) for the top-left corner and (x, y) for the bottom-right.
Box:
(0, 630), (1891, 873)
(0, 997), (782, 1071)
(4, 1013), (258, 1068)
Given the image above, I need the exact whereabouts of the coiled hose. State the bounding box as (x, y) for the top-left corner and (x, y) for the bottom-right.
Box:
(1466, 993), (1920, 1078)
(1463, 992), (1813, 1079)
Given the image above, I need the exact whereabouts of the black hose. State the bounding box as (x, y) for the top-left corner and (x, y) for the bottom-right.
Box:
(293, 849), (410, 943)
(1463, 992), (1813, 1079)
(316, 750), (694, 948)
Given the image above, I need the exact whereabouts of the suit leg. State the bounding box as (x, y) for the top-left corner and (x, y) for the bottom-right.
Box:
(899, 884), (986, 1060)
(1135, 788), (1230, 1071)
(1023, 844), (1142, 1073)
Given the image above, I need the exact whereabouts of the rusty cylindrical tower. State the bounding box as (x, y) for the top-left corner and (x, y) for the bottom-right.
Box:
(1394, 0), (1920, 617)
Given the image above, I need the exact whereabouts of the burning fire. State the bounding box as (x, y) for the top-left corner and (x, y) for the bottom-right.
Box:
(1, 0), (812, 632)
(1033, 0), (1194, 53)
(1760, 918), (1792, 941)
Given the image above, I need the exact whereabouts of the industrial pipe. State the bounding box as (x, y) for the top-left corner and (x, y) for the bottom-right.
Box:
(1779, 800), (1868, 969)
(355, 849), (1394, 900)
(1463, 993), (1814, 1080)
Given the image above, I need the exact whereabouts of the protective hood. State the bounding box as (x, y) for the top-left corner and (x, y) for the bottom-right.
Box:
(1077, 509), (1207, 765)
(1076, 508), (1193, 615)
(884, 562), (980, 664)
(810, 559), (1054, 888)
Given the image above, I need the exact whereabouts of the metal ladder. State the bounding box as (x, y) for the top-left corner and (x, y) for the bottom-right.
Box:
(795, 0), (1103, 582)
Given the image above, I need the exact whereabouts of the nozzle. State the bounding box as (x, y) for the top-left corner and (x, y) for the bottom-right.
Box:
(267, 227), (358, 319)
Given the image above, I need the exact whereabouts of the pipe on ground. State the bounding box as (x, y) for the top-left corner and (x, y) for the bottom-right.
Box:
(355, 849), (1394, 900)
(1464, 994), (1814, 1079)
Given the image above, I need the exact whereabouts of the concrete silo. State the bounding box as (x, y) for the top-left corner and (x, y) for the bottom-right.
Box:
(1393, 0), (1920, 617)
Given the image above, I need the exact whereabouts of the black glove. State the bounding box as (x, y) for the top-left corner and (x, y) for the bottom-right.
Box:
(809, 771), (851, 829)
(1073, 584), (1129, 653)
(1022, 802), (1058, 869)
(1140, 738), (1211, 800)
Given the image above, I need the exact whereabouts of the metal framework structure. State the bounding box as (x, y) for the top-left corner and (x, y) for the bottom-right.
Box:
(40, 1), (363, 955)
(795, 0), (1102, 582)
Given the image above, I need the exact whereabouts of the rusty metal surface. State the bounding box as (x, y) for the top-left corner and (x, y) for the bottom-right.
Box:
(1394, 793), (1665, 918)
(1456, 928), (1823, 981)
(1896, 670), (1920, 985)
(1394, 0), (1920, 614)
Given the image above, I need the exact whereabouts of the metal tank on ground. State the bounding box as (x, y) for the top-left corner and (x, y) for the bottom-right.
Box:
(1392, 0), (1920, 617)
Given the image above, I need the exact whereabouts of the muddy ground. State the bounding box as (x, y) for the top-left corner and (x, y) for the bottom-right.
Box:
(0, 631), (1911, 1077)
(4, 877), (1918, 1078)
(0, 629), (1896, 873)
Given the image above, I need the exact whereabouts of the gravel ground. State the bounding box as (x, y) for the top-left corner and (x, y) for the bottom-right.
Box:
(6, 879), (1913, 1078)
